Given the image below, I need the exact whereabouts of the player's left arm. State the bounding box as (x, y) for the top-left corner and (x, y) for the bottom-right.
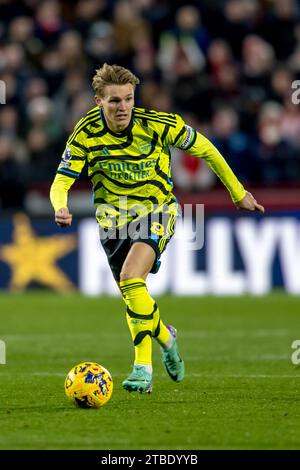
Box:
(167, 114), (264, 213)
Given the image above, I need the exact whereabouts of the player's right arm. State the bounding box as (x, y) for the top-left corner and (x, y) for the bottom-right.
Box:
(50, 126), (88, 227)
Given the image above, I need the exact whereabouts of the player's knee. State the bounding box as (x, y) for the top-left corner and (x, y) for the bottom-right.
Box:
(119, 268), (141, 282)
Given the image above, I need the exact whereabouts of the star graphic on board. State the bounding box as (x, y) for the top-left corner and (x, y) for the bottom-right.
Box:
(0, 213), (77, 292)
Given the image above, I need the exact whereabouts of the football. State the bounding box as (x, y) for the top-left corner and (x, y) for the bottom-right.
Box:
(64, 362), (113, 408)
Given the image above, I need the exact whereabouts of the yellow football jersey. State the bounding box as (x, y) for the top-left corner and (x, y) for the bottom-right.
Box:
(50, 106), (246, 227)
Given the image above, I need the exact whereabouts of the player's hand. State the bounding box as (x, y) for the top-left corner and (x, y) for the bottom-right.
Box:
(236, 191), (265, 213)
(55, 207), (73, 227)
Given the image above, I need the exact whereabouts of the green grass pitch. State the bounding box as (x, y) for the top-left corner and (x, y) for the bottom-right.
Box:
(0, 292), (300, 450)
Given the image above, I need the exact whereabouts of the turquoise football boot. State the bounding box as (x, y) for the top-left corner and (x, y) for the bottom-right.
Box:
(161, 325), (185, 382)
(122, 365), (152, 393)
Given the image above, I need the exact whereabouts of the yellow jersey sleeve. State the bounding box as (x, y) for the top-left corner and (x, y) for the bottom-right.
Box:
(167, 114), (246, 204)
(50, 128), (88, 212)
(50, 174), (74, 212)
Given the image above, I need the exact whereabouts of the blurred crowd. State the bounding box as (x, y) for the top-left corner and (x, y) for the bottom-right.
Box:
(1, 0), (300, 210)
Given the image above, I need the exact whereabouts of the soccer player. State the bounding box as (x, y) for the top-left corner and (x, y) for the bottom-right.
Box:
(50, 64), (264, 393)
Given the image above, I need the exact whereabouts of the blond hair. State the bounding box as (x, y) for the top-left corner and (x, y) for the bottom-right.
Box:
(92, 63), (140, 97)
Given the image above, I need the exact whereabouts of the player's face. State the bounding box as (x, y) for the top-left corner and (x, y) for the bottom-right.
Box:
(95, 84), (135, 133)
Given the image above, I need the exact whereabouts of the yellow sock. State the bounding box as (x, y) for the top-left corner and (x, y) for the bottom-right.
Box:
(152, 305), (172, 348)
(120, 278), (155, 366)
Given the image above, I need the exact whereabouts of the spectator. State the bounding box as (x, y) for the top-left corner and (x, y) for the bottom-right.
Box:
(0, 136), (26, 210)
(211, 107), (259, 183)
(256, 102), (300, 183)
(26, 128), (57, 183)
(157, 5), (208, 82)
